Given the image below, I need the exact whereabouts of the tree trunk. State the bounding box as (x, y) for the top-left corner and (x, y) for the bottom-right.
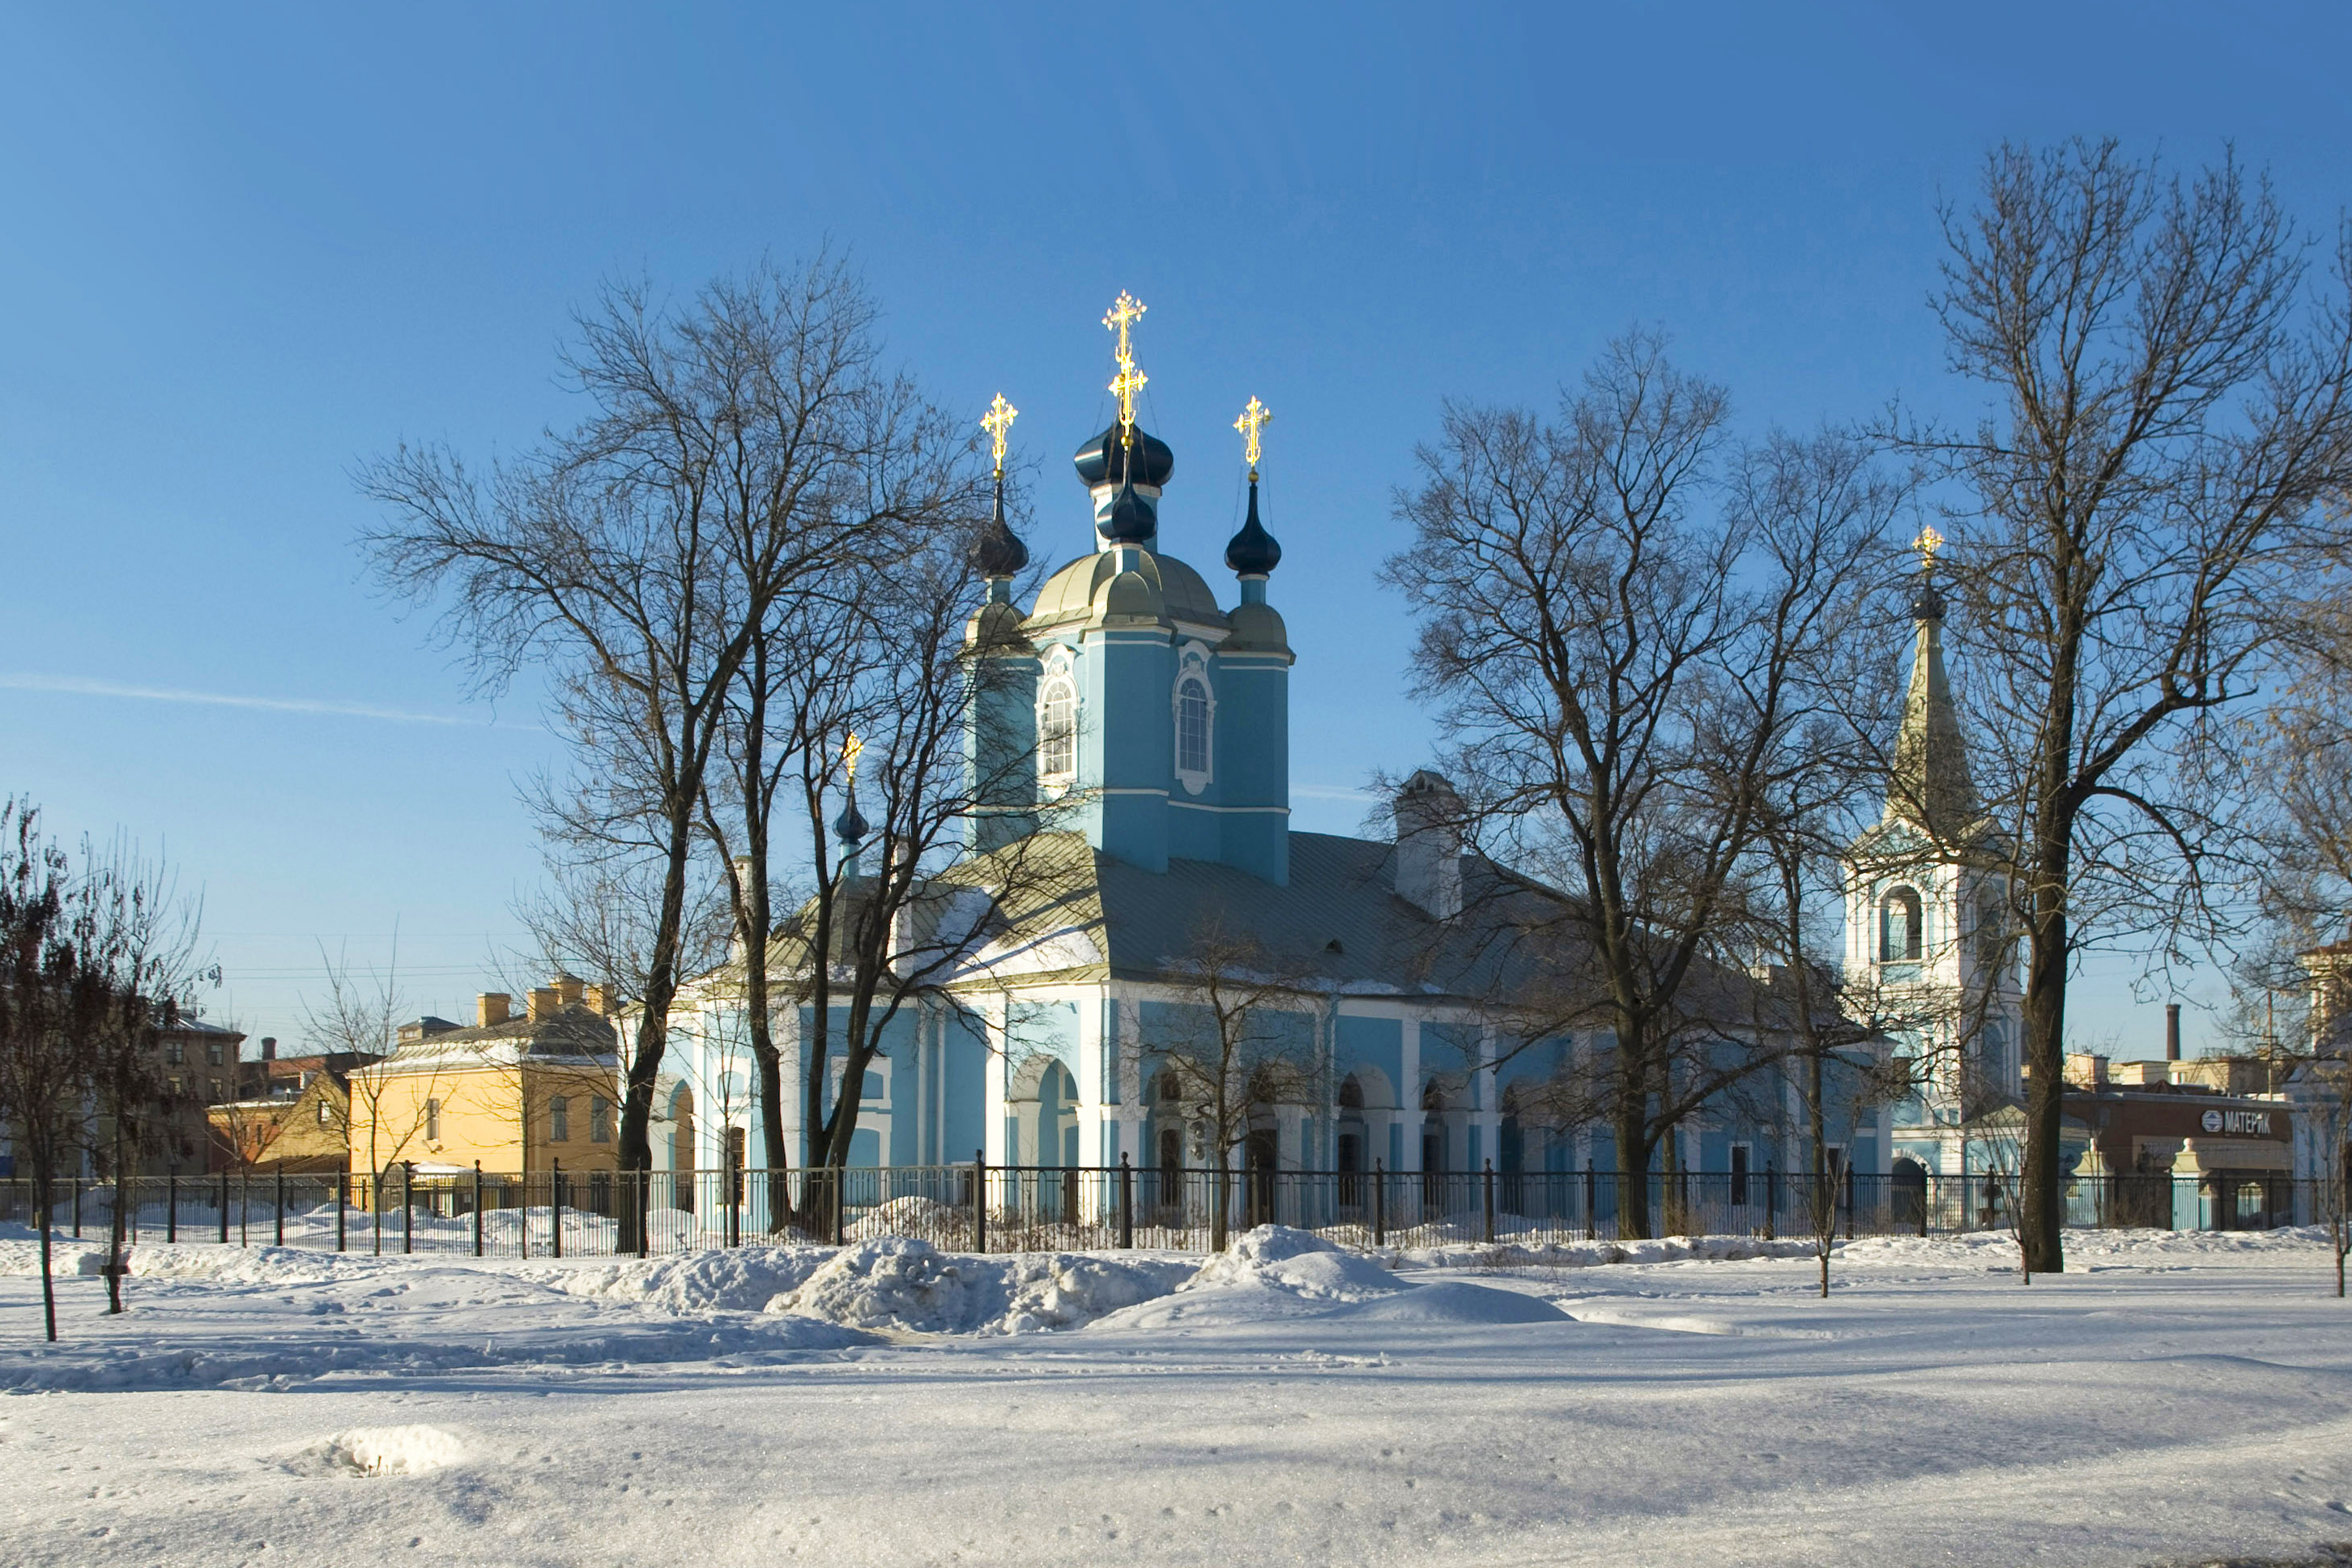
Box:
(1613, 1096), (1653, 1242)
(35, 1165), (56, 1344)
(617, 803), (696, 1255)
(105, 1116), (130, 1314)
(2018, 834), (2072, 1276)
(1810, 1044), (1830, 1298)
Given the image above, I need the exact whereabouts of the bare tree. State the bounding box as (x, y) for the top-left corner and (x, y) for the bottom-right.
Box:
(786, 520), (1056, 1212)
(0, 801), (83, 1340)
(1885, 140), (2352, 1273)
(69, 841), (217, 1313)
(363, 259), (922, 1249)
(1133, 915), (1323, 1253)
(1384, 339), (1902, 1238)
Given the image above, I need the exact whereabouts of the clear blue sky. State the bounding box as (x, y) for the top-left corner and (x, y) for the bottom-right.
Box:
(3, 3), (2344, 1055)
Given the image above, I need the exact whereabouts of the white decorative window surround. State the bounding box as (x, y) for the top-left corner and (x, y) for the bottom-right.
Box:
(1038, 648), (1078, 790)
(1172, 642), (1215, 794)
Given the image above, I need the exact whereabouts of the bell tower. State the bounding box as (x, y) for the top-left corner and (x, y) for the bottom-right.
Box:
(1844, 527), (2022, 1126)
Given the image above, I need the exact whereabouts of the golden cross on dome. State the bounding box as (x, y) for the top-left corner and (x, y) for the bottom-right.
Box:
(1914, 524), (1945, 565)
(1101, 291), (1146, 364)
(842, 731), (863, 787)
(1109, 364), (1148, 441)
(1102, 291), (1148, 445)
(980, 393), (1017, 477)
(1234, 396), (1272, 478)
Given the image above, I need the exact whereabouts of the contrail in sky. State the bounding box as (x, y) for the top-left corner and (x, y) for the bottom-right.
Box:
(0, 674), (487, 727)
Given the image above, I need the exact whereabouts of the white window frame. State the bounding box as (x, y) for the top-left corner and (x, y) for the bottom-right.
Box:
(1171, 642), (1215, 795)
(1036, 647), (1078, 792)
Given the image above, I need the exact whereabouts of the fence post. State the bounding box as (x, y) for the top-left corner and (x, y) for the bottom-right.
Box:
(167, 1174), (177, 1245)
(1843, 1161), (1856, 1241)
(636, 1168), (650, 1260)
(1585, 1162), (1596, 1242)
(1764, 1165), (1777, 1242)
(72, 1177), (82, 1239)
(473, 1162), (484, 1259)
(401, 1161), (414, 1255)
(1373, 1159), (1387, 1247)
(551, 1158), (563, 1259)
(1119, 1153), (1135, 1250)
(833, 1168), (845, 1247)
(337, 1172), (347, 1252)
(1482, 1159), (1496, 1244)
(218, 1172), (229, 1244)
(728, 1149), (741, 1250)
(974, 1150), (986, 1255)
(275, 1165), (286, 1246)
(240, 1171), (249, 1246)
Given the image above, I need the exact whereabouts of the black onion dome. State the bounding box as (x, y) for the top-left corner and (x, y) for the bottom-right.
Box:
(1224, 478), (1282, 576)
(1098, 473), (1157, 545)
(1911, 578), (1946, 621)
(971, 477), (1029, 577)
(833, 788), (869, 846)
(1072, 421), (1174, 490)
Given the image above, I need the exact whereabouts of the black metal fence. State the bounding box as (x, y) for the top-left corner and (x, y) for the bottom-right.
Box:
(0, 1162), (2333, 1261)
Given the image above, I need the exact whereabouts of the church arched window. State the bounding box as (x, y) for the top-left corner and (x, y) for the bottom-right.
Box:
(1879, 885), (1924, 963)
(1171, 645), (1214, 794)
(1038, 650), (1076, 784)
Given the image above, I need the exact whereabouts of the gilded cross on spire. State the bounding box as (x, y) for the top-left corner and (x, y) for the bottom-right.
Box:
(1102, 291), (1148, 447)
(1101, 291), (1146, 364)
(1234, 396), (1272, 479)
(842, 731), (863, 787)
(980, 393), (1017, 478)
(1914, 524), (1945, 565)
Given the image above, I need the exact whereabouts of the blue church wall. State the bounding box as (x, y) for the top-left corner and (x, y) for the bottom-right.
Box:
(941, 1008), (991, 1161)
(967, 649), (1040, 851)
(1210, 657), (1290, 884)
(1421, 1021), (1483, 1104)
(1008, 999), (1080, 1082)
(1083, 628), (1176, 873)
(1333, 1015), (1404, 1109)
(1098, 997), (1121, 1106)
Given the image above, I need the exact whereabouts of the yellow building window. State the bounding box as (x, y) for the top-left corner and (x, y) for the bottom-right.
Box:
(590, 1097), (611, 1144)
(551, 1097), (570, 1142)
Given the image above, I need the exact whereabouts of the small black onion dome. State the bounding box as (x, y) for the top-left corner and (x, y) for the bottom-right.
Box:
(833, 789), (869, 846)
(1072, 421), (1175, 490)
(971, 477), (1029, 577)
(1224, 478), (1282, 576)
(1097, 473), (1157, 545)
(1911, 578), (1946, 621)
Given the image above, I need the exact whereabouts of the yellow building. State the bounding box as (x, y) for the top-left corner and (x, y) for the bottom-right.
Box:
(347, 978), (622, 1179)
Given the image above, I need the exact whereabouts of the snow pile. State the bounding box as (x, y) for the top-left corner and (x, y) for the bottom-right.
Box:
(1089, 1226), (1407, 1331)
(312, 1425), (466, 1477)
(1329, 1280), (1569, 1325)
(768, 1236), (1193, 1336)
(845, 1195), (966, 1242)
(1393, 1234), (1820, 1271)
(535, 1245), (833, 1313)
(1187, 1225), (1407, 1302)
(1840, 1226), (2337, 1271)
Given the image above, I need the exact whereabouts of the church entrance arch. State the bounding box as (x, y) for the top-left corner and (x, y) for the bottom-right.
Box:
(1008, 1057), (1080, 1226)
(1891, 1155), (1927, 1233)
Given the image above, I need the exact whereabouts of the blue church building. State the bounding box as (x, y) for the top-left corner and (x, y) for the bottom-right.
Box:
(654, 317), (1894, 1229)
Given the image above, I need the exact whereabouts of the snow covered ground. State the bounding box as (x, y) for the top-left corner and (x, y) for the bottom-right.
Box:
(2, 1225), (2349, 1567)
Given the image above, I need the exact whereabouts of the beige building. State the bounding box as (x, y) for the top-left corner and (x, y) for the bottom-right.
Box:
(346, 978), (622, 1180)
(205, 1059), (358, 1174)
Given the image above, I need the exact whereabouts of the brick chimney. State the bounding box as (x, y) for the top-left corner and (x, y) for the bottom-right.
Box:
(260, 1037), (277, 1062)
(527, 986), (560, 1024)
(2166, 1002), (2181, 1062)
(477, 992), (513, 1028)
(584, 982), (612, 1016)
(555, 973), (585, 1008)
